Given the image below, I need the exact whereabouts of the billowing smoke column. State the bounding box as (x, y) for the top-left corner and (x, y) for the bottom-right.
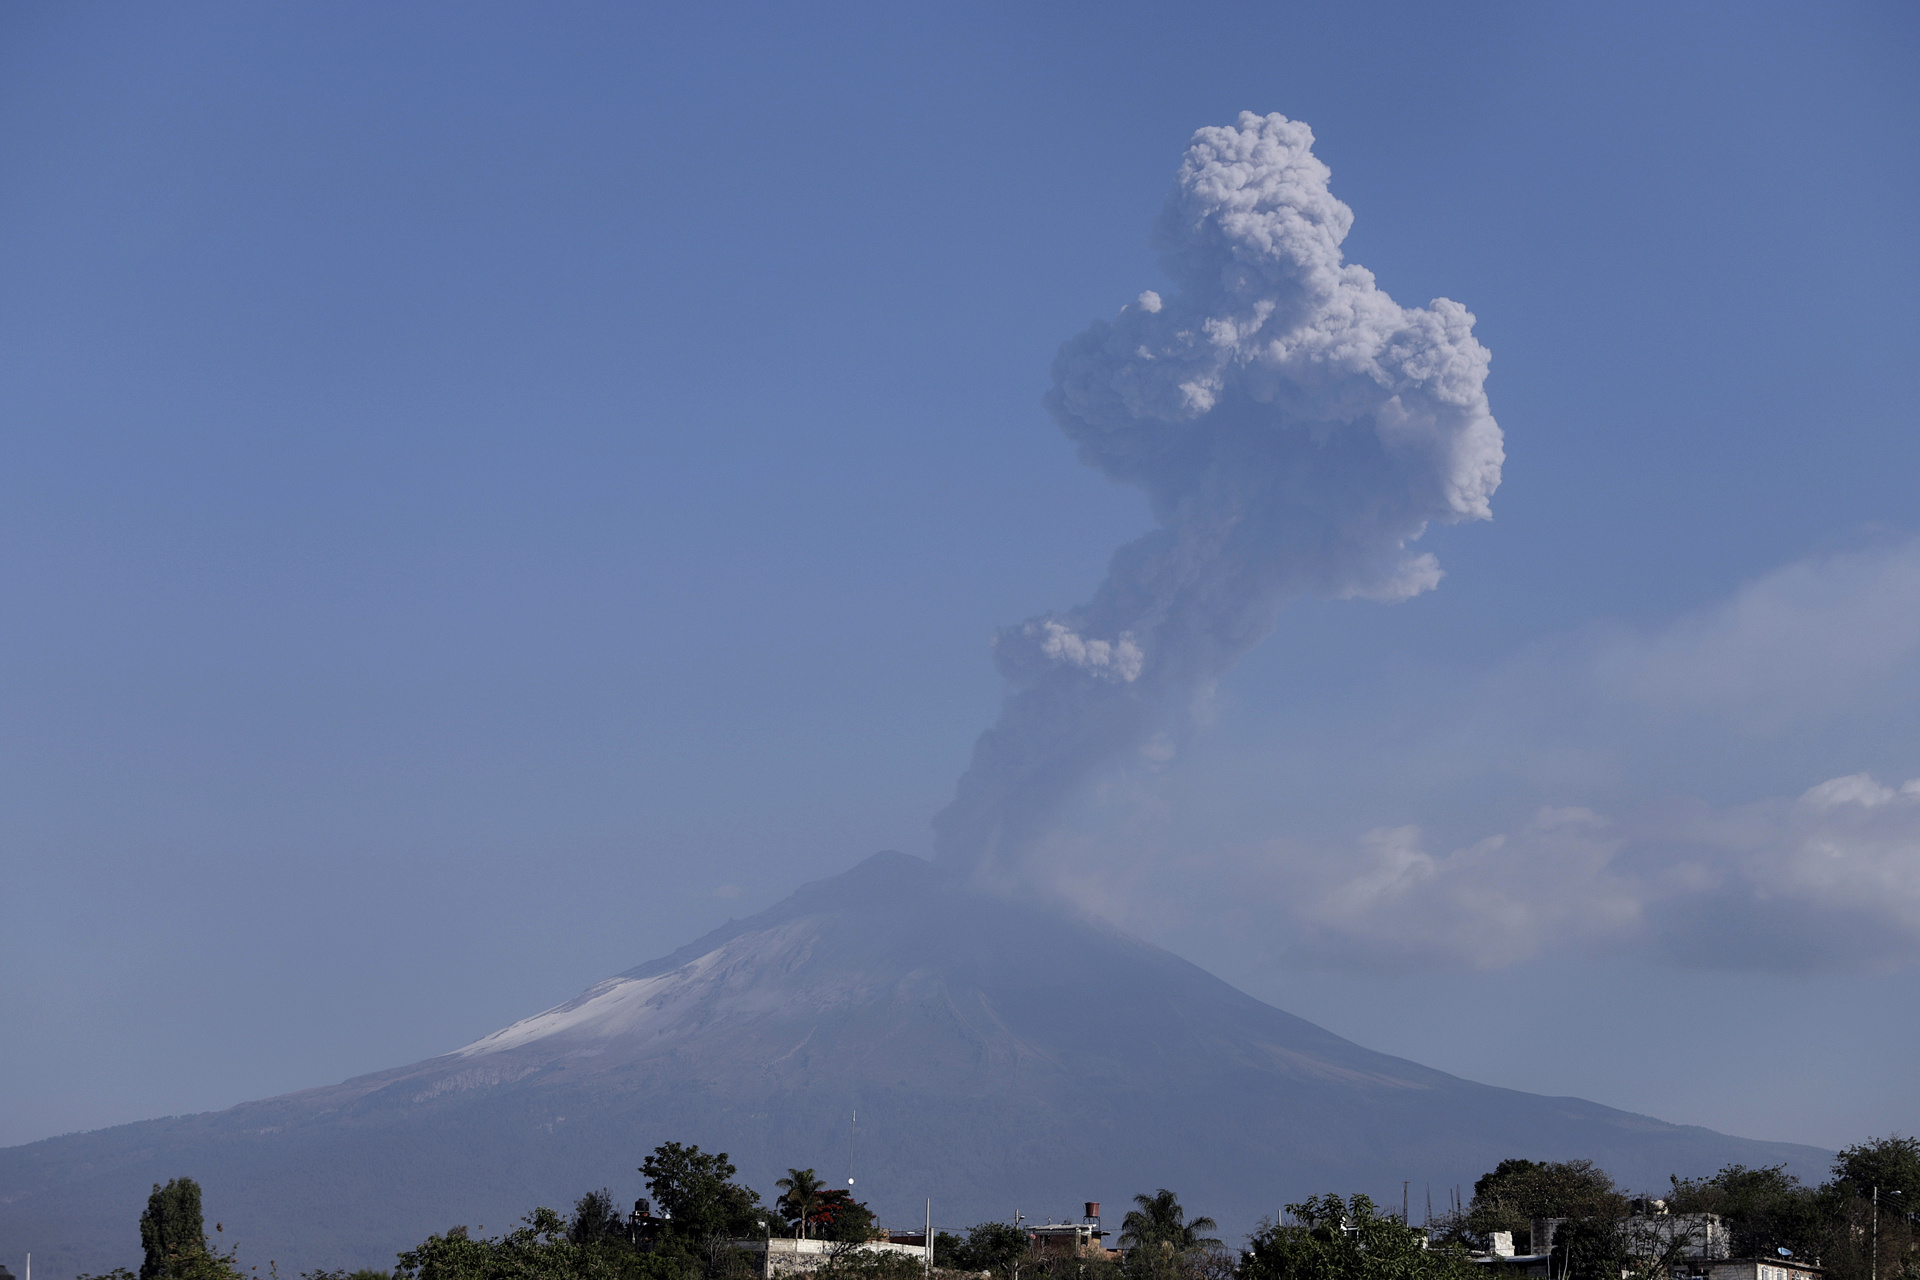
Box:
(934, 112), (1505, 877)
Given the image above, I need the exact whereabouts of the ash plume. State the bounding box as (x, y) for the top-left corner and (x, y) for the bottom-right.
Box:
(935, 111), (1504, 877)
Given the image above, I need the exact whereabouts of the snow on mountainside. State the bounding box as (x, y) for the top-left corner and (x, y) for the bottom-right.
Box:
(455, 947), (735, 1057)
(0, 852), (1829, 1280)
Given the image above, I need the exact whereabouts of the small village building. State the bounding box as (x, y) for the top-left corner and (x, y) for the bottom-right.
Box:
(1471, 1211), (1790, 1280)
(1676, 1260), (1821, 1280)
(1028, 1204), (1114, 1260)
(1472, 1229), (1552, 1274)
(1628, 1211), (1732, 1261)
(733, 1237), (930, 1278)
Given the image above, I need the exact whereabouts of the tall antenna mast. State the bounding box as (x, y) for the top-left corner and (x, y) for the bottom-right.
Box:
(847, 1109), (856, 1189)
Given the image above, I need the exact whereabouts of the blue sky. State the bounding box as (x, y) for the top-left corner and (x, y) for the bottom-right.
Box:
(3, 1), (1916, 1156)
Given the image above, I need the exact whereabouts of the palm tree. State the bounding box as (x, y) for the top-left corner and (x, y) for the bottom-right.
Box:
(776, 1168), (828, 1239)
(1120, 1189), (1222, 1254)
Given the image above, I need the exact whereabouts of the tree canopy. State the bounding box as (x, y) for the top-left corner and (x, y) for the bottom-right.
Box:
(814, 1189), (878, 1244)
(1667, 1164), (1825, 1260)
(775, 1169), (829, 1239)
(938, 1222), (1033, 1280)
(1244, 1194), (1475, 1280)
(639, 1143), (766, 1244)
(140, 1179), (211, 1280)
(1120, 1190), (1221, 1253)
(79, 1177), (245, 1280)
(1466, 1160), (1626, 1247)
(1833, 1136), (1920, 1222)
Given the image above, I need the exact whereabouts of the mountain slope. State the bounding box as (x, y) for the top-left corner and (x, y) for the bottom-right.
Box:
(0, 852), (1827, 1279)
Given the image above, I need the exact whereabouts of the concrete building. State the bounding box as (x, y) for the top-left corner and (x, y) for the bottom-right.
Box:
(732, 1237), (930, 1278)
(1473, 1229), (1552, 1274)
(1029, 1205), (1112, 1260)
(1675, 1260), (1821, 1280)
(1626, 1212), (1731, 1262)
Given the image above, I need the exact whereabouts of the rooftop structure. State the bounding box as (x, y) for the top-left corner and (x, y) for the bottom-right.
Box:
(1677, 1259), (1822, 1280)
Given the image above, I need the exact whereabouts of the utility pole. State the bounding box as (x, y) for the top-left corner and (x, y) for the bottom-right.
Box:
(1871, 1187), (1900, 1280)
(1403, 1183), (1409, 1226)
(1872, 1187), (1900, 1280)
(925, 1200), (933, 1280)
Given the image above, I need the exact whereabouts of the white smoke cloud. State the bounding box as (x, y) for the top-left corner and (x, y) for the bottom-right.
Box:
(935, 112), (1504, 875)
(1001, 619), (1145, 684)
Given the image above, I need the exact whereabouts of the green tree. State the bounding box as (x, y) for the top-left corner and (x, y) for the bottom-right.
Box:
(1119, 1191), (1220, 1253)
(1243, 1194), (1477, 1280)
(571, 1191), (628, 1247)
(931, 1232), (971, 1269)
(124, 1179), (247, 1280)
(77, 1180), (245, 1280)
(640, 1143), (765, 1244)
(141, 1179), (207, 1280)
(1549, 1218), (1627, 1280)
(1119, 1191), (1219, 1280)
(946, 1222), (1034, 1280)
(1827, 1137), (1920, 1280)
(1832, 1137), (1920, 1222)
(396, 1210), (619, 1280)
(396, 1212), (702, 1280)
(815, 1190), (878, 1244)
(776, 1169), (829, 1239)
(1466, 1160), (1626, 1249)
(1666, 1165), (1825, 1259)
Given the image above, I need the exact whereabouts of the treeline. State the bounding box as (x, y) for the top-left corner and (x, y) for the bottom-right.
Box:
(82, 1144), (893, 1280)
(1421, 1136), (1920, 1280)
(90, 1134), (1920, 1280)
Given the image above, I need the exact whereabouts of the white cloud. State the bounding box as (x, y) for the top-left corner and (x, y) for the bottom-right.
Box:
(1593, 536), (1920, 724)
(1252, 807), (1640, 971)
(1248, 771), (1920, 974)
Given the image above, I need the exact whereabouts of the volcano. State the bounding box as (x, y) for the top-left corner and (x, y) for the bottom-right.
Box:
(0, 852), (1824, 1279)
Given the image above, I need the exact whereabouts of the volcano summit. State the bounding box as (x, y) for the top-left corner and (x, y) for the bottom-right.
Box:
(0, 853), (1824, 1280)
